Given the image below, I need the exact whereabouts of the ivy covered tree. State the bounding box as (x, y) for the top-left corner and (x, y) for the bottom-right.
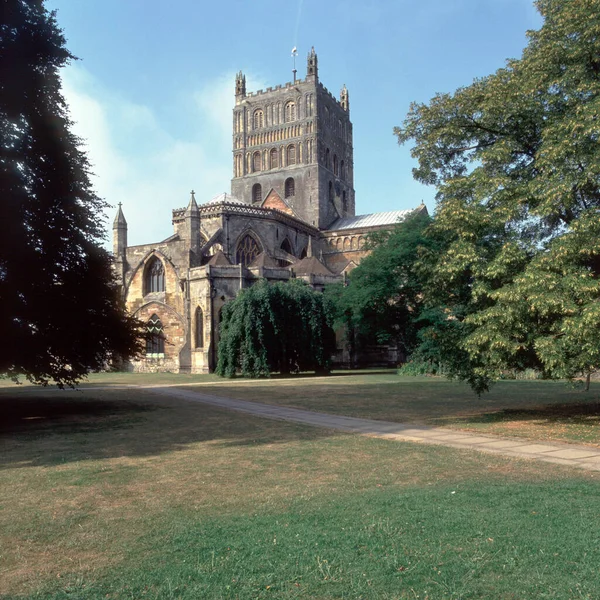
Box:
(396, 0), (600, 392)
(0, 1), (142, 386)
(216, 280), (336, 378)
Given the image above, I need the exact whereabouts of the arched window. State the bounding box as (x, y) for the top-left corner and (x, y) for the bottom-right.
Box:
(284, 177), (295, 198)
(144, 257), (165, 294)
(340, 160), (345, 179)
(325, 148), (330, 169)
(253, 109), (264, 129)
(236, 234), (261, 266)
(284, 101), (296, 122)
(280, 238), (293, 255)
(333, 154), (338, 176)
(253, 151), (262, 172)
(252, 183), (262, 203)
(195, 306), (204, 349)
(146, 314), (164, 355)
(270, 148), (278, 169)
(299, 246), (308, 259)
(286, 145), (296, 166)
(329, 181), (334, 202)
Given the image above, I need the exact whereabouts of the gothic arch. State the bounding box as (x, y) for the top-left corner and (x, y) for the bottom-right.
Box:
(235, 230), (263, 267)
(127, 250), (180, 298)
(143, 256), (165, 294)
(280, 237), (294, 256)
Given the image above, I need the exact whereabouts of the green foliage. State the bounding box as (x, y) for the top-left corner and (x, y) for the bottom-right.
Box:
(396, 0), (600, 392)
(0, 0), (143, 386)
(326, 212), (437, 360)
(216, 279), (336, 378)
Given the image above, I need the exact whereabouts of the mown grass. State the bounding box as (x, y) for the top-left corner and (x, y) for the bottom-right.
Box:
(168, 374), (600, 447)
(1, 385), (600, 598)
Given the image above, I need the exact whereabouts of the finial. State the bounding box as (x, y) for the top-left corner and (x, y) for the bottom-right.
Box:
(291, 47), (298, 83)
(190, 190), (195, 200)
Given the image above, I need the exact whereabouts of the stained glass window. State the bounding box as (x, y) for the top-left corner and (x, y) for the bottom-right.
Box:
(145, 257), (165, 294)
(146, 314), (164, 355)
(236, 234), (261, 267)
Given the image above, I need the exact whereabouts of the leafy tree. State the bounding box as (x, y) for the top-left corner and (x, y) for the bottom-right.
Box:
(326, 211), (437, 364)
(216, 279), (335, 378)
(396, 0), (600, 392)
(0, 0), (142, 386)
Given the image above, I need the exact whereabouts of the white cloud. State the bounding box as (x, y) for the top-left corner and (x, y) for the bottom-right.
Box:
(61, 65), (235, 247)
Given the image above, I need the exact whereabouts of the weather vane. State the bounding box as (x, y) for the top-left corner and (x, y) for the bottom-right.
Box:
(292, 46), (298, 83)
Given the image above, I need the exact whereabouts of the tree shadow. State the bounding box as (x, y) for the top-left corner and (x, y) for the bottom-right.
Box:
(435, 401), (600, 428)
(0, 389), (335, 469)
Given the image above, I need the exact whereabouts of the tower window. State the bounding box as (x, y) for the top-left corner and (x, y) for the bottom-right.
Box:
(284, 101), (296, 122)
(286, 145), (296, 166)
(236, 234), (261, 267)
(329, 181), (334, 202)
(341, 159), (345, 180)
(270, 148), (278, 169)
(252, 183), (262, 203)
(144, 257), (165, 294)
(333, 154), (339, 176)
(325, 148), (330, 169)
(253, 109), (264, 129)
(195, 306), (204, 349)
(284, 177), (295, 198)
(146, 314), (164, 355)
(253, 151), (262, 172)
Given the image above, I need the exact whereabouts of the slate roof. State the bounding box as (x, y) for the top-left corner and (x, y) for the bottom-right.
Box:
(289, 256), (333, 276)
(248, 252), (278, 268)
(327, 205), (426, 231)
(203, 192), (246, 205)
(206, 250), (232, 266)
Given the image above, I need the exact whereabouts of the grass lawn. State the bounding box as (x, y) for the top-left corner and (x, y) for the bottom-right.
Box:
(1, 384), (600, 599)
(159, 373), (600, 447)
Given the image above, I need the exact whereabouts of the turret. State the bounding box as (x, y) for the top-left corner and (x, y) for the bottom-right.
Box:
(184, 190), (200, 257)
(340, 84), (349, 112)
(306, 47), (318, 82)
(112, 202), (127, 257)
(235, 71), (246, 102)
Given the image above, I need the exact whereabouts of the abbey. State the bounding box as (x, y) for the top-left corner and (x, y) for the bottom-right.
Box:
(113, 49), (426, 373)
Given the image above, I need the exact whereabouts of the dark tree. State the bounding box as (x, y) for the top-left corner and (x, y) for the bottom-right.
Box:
(0, 0), (142, 386)
(216, 280), (336, 378)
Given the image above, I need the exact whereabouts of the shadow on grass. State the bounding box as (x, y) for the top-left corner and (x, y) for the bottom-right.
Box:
(0, 391), (333, 469)
(437, 401), (600, 428)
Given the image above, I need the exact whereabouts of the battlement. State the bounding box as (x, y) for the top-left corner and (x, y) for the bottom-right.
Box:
(245, 79), (307, 99)
(318, 82), (345, 111)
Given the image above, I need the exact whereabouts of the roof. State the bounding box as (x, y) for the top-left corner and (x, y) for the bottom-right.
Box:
(248, 252), (278, 268)
(206, 250), (232, 266)
(327, 206), (425, 231)
(203, 192), (246, 206)
(289, 256), (333, 276)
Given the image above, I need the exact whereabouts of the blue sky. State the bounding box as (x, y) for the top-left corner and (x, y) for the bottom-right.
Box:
(47, 0), (542, 246)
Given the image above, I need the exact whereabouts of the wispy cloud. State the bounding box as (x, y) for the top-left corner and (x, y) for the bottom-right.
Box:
(62, 65), (237, 247)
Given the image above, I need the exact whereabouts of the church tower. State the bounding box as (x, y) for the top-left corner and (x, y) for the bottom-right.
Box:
(231, 49), (355, 229)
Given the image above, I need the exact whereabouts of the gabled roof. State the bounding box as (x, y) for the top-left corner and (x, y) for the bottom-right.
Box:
(203, 192), (246, 206)
(289, 256), (333, 276)
(327, 205), (427, 231)
(248, 252), (278, 268)
(261, 188), (295, 216)
(206, 250), (232, 266)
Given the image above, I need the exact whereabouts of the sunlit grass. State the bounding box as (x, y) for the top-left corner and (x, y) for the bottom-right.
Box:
(1, 385), (600, 598)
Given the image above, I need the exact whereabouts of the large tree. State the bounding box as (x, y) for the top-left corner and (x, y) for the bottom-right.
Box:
(0, 0), (141, 386)
(396, 0), (600, 392)
(326, 211), (438, 364)
(216, 280), (335, 378)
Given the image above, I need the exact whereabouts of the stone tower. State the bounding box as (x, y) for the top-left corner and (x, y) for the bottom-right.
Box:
(231, 48), (355, 229)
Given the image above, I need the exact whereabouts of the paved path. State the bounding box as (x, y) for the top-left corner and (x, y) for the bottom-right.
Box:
(145, 385), (600, 473)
